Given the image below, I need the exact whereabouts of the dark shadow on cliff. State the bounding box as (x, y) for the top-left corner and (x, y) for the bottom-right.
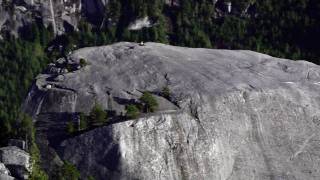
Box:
(36, 111), (128, 148)
(55, 121), (122, 179)
(113, 96), (138, 106)
(35, 112), (75, 148)
(100, 144), (121, 172)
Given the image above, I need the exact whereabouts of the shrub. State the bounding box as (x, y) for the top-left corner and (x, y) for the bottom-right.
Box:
(66, 121), (75, 134)
(66, 63), (73, 72)
(140, 92), (159, 113)
(89, 103), (107, 125)
(125, 105), (140, 119)
(58, 161), (80, 180)
(161, 86), (170, 99)
(19, 113), (33, 139)
(23, 113), (49, 180)
(87, 176), (95, 180)
(79, 113), (88, 130)
(79, 58), (87, 67)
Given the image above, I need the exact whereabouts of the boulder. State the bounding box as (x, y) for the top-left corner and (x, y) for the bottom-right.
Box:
(24, 42), (320, 179)
(56, 58), (66, 65)
(0, 162), (10, 175)
(0, 146), (31, 180)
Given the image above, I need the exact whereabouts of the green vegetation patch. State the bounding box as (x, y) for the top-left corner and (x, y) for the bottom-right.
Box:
(126, 104), (140, 119)
(89, 103), (108, 125)
(140, 92), (159, 113)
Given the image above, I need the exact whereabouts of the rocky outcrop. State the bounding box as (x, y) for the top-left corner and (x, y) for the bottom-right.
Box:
(24, 42), (320, 179)
(0, 174), (15, 180)
(0, 0), (107, 36)
(0, 162), (11, 175)
(0, 146), (31, 180)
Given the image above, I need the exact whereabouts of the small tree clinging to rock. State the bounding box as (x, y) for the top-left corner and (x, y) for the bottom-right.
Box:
(79, 112), (88, 130)
(19, 113), (34, 141)
(140, 92), (159, 113)
(57, 161), (81, 180)
(89, 103), (107, 125)
(161, 86), (170, 99)
(125, 105), (140, 119)
(66, 121), (75, 134)
(79, 58), (87, 67)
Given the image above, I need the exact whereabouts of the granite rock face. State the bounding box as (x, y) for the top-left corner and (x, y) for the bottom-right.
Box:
(0, 0), (106, 36)
(0, 174), (15, 180)
(0, 162), (10, 175)
(0, 146), (31, 180)
(24, 42), (320, 179)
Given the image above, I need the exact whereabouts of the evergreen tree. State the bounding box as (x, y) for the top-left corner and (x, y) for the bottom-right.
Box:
(57, 161), (81, 180)
(89, 103), (108, 125)
(140, 92), (159, 113)
(126, 105), (140, 119)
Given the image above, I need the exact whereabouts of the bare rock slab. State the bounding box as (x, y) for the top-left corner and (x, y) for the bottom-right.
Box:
(23, 42), (320, 180)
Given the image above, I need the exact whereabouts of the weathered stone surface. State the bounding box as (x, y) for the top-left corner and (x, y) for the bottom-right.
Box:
(0, 174), (15, 180)
(24, 42), (320, 179)
(0, 146), (30, 169)
(0, 162), (10, 175)
(0, 146), (31, 180)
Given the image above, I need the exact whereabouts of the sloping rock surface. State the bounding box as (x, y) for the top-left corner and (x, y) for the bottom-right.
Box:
(24, 42), (320, 180)
(0, 146), (30, 180)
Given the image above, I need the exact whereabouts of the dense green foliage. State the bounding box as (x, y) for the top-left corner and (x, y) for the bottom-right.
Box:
(0, 23), (53, 146)
(18, 113), (49, 180)
(29, 140), (49, 180)
(73, 0), (319, 62)
(56, 161), (81, 180)
(140, 92), (159, 113)
(126, 104), (140, 119)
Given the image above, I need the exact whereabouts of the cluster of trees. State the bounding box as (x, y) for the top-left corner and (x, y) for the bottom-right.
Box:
(67, 92), (160, 134)
(53, 159), (95, 180)
(167, 0), (320, 61)
(67, 103), (108, 134)
(59, 0), (320, 62)
(126, 92), (160, 119)
(0, 23), (54, 146)
(16, 113), (48, 180)
(55, 161), (95, 180)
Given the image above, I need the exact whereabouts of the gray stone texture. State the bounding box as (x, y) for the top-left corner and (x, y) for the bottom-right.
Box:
(0, 162), (10, 175)
(0, 146), (30, 180)
(24, 42), (320, 180)
(0, 0), (106, 36)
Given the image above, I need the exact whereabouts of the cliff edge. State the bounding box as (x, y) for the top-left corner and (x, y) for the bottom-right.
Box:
(24, 42), (320, 180)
